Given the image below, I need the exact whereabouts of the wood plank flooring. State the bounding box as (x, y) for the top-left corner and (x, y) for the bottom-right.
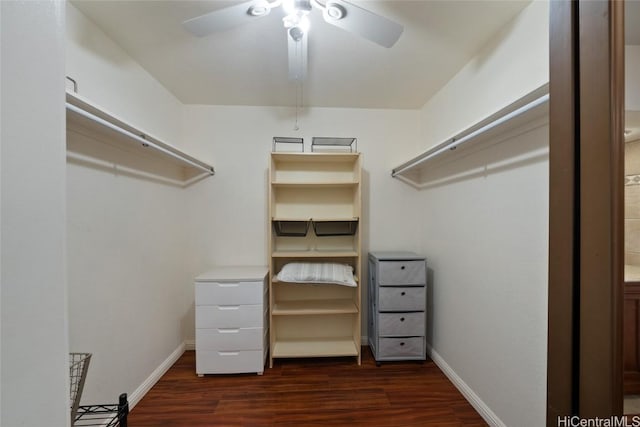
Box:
(129, 348), (488, 426)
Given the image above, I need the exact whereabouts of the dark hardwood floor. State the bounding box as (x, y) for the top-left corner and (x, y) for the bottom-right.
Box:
(129, 348), (488, 426)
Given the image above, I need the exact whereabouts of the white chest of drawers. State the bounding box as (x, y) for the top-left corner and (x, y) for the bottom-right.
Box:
(368, 252), (427, 364)
(194, 266), (268, 376)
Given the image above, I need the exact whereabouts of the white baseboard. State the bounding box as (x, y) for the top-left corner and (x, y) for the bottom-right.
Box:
(130, 335), (367, 410)
(427, 345), (505, 427)
(128, 342), (186, 409)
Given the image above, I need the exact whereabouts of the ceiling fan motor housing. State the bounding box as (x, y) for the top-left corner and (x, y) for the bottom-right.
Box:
(293, 0), (312, 13)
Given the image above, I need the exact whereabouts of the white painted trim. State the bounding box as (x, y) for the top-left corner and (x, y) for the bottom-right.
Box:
(128, 342), (186, 409)
(427, 345), (506, 427)
(184, 339), (195, 351)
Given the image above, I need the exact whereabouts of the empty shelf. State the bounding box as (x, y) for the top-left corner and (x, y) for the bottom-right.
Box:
(272, 299), (358, 315)
(271, 250), (358, 258)
(391, 85), (548, 188)
(66, 91), (214, 182)
(271, 181), (359, 187)
(271, 338), (359, 358)
(271, 152), (359, 163)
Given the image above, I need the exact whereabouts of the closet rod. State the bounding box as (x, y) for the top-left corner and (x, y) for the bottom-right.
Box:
(391, 93), (549, 177)
(66, 103), (215, 175)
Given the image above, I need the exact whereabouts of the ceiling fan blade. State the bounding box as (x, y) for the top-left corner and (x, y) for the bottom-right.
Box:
(183, 1), (270, 37)
(321, 0), (403, 48)
(288, 29), (308, 80)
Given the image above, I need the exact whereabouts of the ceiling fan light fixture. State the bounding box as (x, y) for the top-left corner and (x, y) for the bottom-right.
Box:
(248, 5), (269, 17)
(248, 0), (276, 16)
(298, 15), (310, 32)
(324, 3), (346, 20)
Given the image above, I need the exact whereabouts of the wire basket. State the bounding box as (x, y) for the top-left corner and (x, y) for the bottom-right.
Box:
(74, 394), (129, 427)
(69, 353), (92, 421)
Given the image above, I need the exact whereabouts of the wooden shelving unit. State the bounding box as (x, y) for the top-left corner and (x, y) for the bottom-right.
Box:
(271, 251), (359, 258)
(272, 299), (358, 315)
(268, 152), (362, 367)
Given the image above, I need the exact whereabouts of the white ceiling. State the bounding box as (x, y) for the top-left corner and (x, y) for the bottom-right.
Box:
(71, 0), (530, 109)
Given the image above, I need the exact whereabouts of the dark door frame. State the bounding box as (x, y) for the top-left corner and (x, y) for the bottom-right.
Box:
(548, 0), (625, 423)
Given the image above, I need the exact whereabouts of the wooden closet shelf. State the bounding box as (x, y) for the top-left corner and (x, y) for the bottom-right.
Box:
(271, 338), (359, 358)
(272, 217), (359, 222)
(271, 181), (359, 187)
(272, 152), (360, 163)
(272, 276), (359, 284)
(272, 250), (358, 258)
(272, 299), (358, 315)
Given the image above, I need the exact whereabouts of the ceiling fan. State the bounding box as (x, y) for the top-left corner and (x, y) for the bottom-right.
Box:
(182, 0), (404, 81)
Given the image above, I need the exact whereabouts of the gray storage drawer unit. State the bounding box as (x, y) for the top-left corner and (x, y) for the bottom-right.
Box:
(368, 252), (427, 363)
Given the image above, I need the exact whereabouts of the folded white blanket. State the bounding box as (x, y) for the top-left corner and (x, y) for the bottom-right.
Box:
(276, 262), (357, 287)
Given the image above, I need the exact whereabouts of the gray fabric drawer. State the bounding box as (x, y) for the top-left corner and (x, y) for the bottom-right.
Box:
(378, 260), (425, 285)
(378, 337), (424, 358)
(378, 286), (426, 311)
(378, 312), (425, 336)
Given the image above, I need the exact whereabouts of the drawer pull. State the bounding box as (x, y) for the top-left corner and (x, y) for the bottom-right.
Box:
(400, 342), (405, 346)
(219, 283), (240, 288)
(218, 305), (240, 310)
(218, 328), (240, 334)
(218, 351), (240, 356)
(401, 265), (406, 270)
(400, 317), (405, 322)
(401, 292), (406, 296)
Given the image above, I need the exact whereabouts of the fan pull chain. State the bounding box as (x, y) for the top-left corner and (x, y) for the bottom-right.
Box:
(292, 34), (304, 131)
(294, 78), (300, 131)
(293, 67), (304, 131)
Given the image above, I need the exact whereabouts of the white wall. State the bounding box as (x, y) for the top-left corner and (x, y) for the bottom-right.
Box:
(418, 0), (549, 153)
(420, 127), (549, 427)
(65, 3), (195, 405)
(181, 105), (422, 338)
(1, 1), (69, 426)
(66, 2), (183, 144)
(628, 45), (640, 111)
(414, 2), (549, 426)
